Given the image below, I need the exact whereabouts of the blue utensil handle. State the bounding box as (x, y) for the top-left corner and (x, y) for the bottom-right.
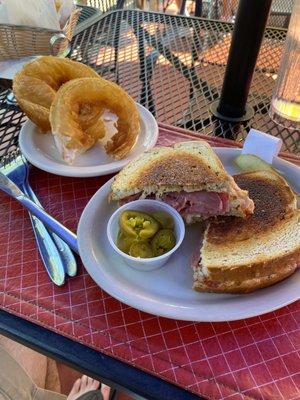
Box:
(23, 183), (77, 277)
(18, 195), (79, 254)
(27, 212), (66, 286)
(49, 233), (77, 277)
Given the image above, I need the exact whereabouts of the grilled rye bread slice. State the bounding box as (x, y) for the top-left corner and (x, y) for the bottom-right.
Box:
(193, 170), (300, 293)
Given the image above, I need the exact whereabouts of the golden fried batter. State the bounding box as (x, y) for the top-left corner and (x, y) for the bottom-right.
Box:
(13, 56), (101, 132)
(49, 78), (140, 163)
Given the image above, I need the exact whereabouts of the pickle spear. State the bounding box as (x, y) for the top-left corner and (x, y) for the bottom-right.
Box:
(234, 154), (274, 173)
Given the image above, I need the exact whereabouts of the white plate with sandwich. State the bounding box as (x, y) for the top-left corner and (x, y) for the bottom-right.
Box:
(19, 104), (158, 177)
(78, 141), (300, 321)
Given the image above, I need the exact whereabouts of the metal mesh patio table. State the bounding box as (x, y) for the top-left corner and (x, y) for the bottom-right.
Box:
(0, 9), (299, 161)
(70, 10), (299, 154)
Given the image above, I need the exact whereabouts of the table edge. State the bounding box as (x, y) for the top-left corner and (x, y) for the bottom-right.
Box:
(0, 309), (202, 400)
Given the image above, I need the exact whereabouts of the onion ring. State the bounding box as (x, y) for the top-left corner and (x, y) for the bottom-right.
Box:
(49, 77), (140, 163)
(13, 56), (102, 132)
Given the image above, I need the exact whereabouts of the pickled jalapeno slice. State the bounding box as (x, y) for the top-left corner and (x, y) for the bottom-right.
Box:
(120, 210), (159, 239)
(117, 230), (137, 254)
(151, 229), (176, 257)
(129, 242), (153, 258)
(116, 209), (177, 259)
(152, 211), (174, 229)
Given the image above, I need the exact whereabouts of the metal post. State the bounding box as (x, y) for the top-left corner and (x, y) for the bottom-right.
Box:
(211, 0), (273, 122)
(194, 0), (203, 17)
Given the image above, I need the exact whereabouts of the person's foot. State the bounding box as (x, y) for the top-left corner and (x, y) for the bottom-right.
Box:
(67, 375), (110, 400)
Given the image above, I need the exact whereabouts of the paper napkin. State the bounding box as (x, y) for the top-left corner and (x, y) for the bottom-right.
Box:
(242, 129), (282, 163)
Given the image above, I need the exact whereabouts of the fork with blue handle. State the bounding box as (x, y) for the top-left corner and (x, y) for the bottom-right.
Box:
(1, 153), (77, 286)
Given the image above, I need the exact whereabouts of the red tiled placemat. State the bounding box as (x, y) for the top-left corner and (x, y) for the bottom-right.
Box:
(1, 125), (300, 400)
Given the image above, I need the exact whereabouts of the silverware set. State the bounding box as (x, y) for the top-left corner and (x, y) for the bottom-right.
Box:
(0, 151), (78, 286)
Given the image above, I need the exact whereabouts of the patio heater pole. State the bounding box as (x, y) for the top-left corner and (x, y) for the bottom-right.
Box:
(211, 0), (273, 122)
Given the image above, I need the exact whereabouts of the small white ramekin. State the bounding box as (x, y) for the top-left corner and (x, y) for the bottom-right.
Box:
(107, 199), (185, 271)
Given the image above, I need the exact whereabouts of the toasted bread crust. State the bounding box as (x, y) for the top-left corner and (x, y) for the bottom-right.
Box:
(207, 171), (296, 244)
(132, 152), (228, 189)
(109, 141), (254, 218)
(194, 247), (300, 292)
(110, 141), (231, 200)
(194, 171), (300, 293)
(193, 262), (297, 293)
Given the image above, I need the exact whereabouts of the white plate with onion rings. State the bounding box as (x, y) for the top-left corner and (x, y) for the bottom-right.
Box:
(19, 103), (158, 177)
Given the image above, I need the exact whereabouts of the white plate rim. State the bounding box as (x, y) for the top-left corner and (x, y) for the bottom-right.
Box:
(19, 103), (158, 177)
(77, 147), (300, 322)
